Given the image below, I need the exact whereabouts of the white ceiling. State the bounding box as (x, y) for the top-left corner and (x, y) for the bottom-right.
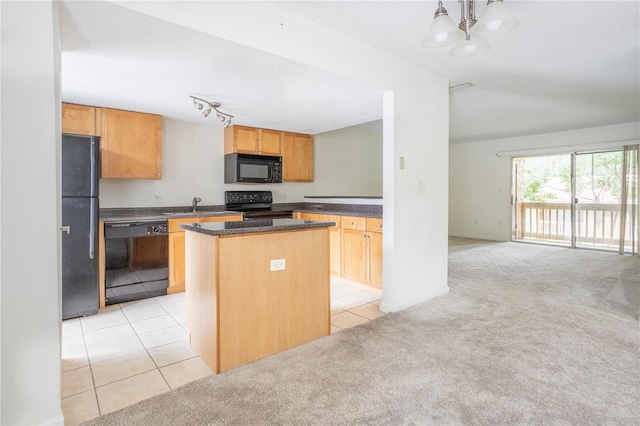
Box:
(59, 1), (639, 143)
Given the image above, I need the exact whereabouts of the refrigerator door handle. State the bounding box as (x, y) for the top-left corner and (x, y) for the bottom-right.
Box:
(89, 199), (96, 260)
(90, 138), (98, 196)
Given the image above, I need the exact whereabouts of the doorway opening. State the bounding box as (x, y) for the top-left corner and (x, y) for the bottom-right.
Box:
(512, 147), (638, 254)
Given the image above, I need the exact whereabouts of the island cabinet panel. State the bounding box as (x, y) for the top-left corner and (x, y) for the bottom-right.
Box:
(101, 108), (163, 179)
(185, 227), (330, 374)
(224, 125), (282, 156)
(62, 103), (101, 136)
(168, 215), (242, 294)
(282, 132), (313, 182)
(184, 231), (219, 371)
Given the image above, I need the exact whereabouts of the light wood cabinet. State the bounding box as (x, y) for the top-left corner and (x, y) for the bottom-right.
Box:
(185, 227), (330, 373)
(224, 125), (282, 156)
(168, 215), (242, 294)
(366, 218), (383, 288)
(62, 103), (101, 136)
(341, 215), (383, 288)
(298, 212), (341, 276)
(294, 212), (382, 286)
(282, 132), (313, 182)
(101, 108), (163, 179)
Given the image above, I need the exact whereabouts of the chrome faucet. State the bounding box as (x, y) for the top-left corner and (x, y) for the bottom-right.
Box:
(192, 196), (201, 213)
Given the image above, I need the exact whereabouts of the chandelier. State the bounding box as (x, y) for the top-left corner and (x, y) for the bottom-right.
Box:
(190, 95), (234, 127)
(422, 0), (519, 57)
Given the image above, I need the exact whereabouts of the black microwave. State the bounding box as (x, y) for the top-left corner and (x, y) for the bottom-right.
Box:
(224, 153), (282, 184)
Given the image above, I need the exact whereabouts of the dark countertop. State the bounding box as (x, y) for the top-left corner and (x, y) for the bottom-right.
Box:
(304, 195), (382, 199)
(100, 206), (242, 223)
(286, 203), (382, 218)
(100, 202), (382, 222)
(180, 218), (335, 236)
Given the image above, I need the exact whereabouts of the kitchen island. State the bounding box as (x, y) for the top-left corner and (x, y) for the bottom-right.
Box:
(181, 218), (334, 373)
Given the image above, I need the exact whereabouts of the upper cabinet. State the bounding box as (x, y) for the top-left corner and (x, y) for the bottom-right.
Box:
(224, 125), (282, 156)
(62, 103), (101, 136)
(101, 108), (163, 179)
(282, 132), (313, 182)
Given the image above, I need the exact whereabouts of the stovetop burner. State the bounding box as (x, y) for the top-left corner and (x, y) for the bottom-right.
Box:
(224, 190), (292, 220)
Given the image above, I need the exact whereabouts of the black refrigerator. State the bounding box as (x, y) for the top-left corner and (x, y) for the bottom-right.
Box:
(62, 134), (100, 320)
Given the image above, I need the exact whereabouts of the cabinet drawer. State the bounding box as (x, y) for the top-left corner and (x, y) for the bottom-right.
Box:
(340, 216), (365, 231)
(366, 218), (383, 232)
(323, 214), (341, 228)
(300, 213), (341, 228)
(168, 215), (242, 232)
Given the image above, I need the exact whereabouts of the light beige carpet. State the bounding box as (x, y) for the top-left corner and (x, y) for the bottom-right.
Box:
(83, 238), (640, 425)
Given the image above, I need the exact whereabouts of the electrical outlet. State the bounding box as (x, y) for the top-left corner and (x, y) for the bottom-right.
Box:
(418, 180), (425, 193)
(154, 189), (164, 203)
(270, 259), (285, 271)
(281, 194), (287, 201)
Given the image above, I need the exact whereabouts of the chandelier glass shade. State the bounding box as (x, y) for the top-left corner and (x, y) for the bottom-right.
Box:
(422, 0), (519, 57)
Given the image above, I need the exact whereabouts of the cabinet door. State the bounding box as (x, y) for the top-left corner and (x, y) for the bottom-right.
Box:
(341, 229), (367, 282)
(224, 125), (259, 154)
(368, 231), (383, 288)
(62, 103), (100, 136)
(329, 227), (341, 276)
(259, 129), (282, 156)
(168, 232), (186, 293)
(283, 133), (313, 182)
(168, 215), (242, 293)
(101, 108), (162, 179)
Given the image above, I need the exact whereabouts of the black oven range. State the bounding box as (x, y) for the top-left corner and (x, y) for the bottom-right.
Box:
(224, 190), (292, 220)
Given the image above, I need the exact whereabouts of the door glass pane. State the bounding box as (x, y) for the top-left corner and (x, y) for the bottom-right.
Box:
(574, 151), (623, 251)
(513, 155), (572, 245)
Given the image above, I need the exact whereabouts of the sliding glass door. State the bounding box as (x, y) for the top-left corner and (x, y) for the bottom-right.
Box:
(574, 150), (624, 250)
(512, 146), (638, 254)
(512, 155), (572, 245)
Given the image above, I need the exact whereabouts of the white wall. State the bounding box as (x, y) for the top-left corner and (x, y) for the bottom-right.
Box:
(99, 121), (383, 208)
(449, 122), (640, 241)
(115, 0), (450, 314)
(313, 125), (383, 197)
(1, 1), (64, 424)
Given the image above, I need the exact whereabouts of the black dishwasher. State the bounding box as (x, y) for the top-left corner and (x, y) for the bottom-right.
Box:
(104, 221), (169, 305)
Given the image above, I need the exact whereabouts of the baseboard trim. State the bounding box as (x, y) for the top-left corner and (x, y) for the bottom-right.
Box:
(39, 413), (65, 425)
(380, 286), (449, 313)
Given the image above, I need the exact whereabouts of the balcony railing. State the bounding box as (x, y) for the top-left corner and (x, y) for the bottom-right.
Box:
(517, 202), (637, 250)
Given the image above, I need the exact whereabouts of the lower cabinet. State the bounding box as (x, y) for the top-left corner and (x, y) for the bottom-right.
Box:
(297, 212), (341, 275)
(168, 215), (242, 293)
(295, 212), (382, 288)
(365, 218), (383, 288)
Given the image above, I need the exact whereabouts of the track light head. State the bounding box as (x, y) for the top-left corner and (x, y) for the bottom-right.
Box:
(189, 95), (234, 126)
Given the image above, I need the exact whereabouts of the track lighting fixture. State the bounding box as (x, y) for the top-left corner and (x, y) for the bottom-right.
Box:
(189, 95), (234, 127)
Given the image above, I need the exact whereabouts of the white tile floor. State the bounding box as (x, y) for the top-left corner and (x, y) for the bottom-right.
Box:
(61, 277), (383, 425)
